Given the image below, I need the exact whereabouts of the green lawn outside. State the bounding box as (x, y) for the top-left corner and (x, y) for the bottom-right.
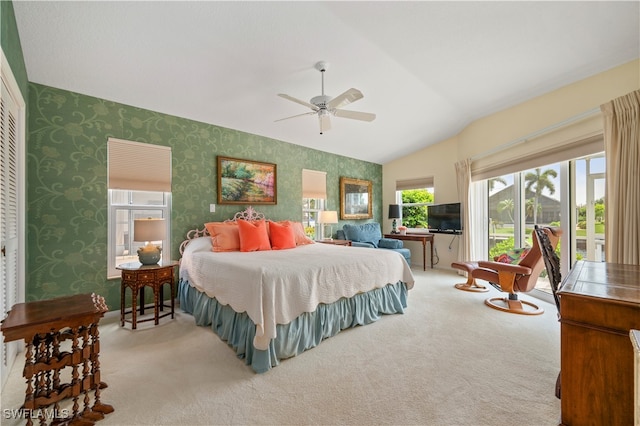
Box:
(492, 223), (604, 237)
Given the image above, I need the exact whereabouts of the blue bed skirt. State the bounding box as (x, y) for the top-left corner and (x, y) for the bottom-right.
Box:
(178, 279), (409, 373)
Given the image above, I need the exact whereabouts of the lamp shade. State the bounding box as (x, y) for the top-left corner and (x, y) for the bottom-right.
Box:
(134, 218), (166, 242)
(388, 204), (401, 219)
(318, 210), (338, 224)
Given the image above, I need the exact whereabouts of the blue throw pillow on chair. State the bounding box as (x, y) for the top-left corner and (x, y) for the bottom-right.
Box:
(342, 223), (382, 247)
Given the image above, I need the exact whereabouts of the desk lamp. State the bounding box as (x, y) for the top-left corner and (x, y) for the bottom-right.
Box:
(388, 204), (401, 234)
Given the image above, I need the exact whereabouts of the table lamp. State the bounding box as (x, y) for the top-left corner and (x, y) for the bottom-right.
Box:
(388, 204), (401, 234)
(134, 218), (166, 265)
(318, 210), (338, 240)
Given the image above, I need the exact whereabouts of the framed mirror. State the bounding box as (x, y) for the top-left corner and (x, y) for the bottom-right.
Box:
(340, 177), (372, 220)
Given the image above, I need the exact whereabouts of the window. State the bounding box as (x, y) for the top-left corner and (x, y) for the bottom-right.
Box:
(108, 190), (170, 278)
(302, 169), (327, 239)
(302, 198), (325, 239)
(571, 153), (606, 262)
(472, 121), (606, 302)
(488, 162), (564, 296)
(107, 139), (171, 278)
(486, 152), (606, 299)
(395, 177), (434, 232)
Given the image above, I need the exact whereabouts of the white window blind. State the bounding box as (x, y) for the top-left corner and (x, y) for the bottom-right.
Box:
(108, 138), (171, 192)
(396, 177), (434, 191)
(472, 135), (603, 181)
(302, 169), (327, 199)
(471, 111), (604, 181)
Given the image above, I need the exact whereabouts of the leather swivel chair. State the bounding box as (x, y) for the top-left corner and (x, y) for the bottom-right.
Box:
(452, 226), (562, 315)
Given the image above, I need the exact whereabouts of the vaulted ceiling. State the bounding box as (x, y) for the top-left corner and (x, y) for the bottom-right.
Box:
(13, 1), (640, 164)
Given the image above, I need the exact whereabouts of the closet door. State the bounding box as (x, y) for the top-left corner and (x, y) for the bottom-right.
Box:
(0, 76), (22, 389)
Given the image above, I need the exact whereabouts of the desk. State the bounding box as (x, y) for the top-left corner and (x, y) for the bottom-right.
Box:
(557, 261), (640, 426)
(1, 293), (113, 426)
(384, 233), (434, 270)
(117, 261), (178, 329)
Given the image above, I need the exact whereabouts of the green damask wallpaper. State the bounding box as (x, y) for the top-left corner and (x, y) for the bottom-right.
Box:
(27, 83), (382, 309)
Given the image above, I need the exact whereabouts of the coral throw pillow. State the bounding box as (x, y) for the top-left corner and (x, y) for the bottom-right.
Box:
(205, 222), (240, 252)
(237, 219), (271, 252)
(268, 221), (296, 250)
(279, 221), (314, 246)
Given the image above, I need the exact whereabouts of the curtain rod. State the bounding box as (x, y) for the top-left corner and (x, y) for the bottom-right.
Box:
(470, 107), (601, 161)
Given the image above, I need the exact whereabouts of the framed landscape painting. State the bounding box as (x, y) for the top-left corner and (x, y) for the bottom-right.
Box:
(217, 156), (277, 205)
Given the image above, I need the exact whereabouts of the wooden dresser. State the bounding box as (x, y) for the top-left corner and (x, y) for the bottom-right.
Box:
(557, 261), (640, 426)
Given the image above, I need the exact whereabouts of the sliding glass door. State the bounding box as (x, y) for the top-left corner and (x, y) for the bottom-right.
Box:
(488, 162), (562, 295)
(572, 154), (606, 263)
(486, 152), (606, 301)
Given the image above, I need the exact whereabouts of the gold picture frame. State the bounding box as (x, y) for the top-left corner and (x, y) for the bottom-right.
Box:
(217, 156), (277, 205)
(340, 177), (372, 220)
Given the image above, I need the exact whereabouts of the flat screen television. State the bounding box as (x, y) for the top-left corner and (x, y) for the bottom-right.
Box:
(427, 202), (462, 234)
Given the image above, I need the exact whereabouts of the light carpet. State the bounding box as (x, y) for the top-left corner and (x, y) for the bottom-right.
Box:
(1, 268), (561, 425)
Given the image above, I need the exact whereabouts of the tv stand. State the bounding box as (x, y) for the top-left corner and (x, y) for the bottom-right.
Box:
(429, 229), (462, 235)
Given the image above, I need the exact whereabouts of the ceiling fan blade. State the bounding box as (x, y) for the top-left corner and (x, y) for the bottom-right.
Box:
(278, 94), (319, 111)
(327, 88), (363, 109)
(274, 111), (316, 122)
(274, 111), (317, 123)
(334, 109), (376, 122)
(319, 113), (331, 135)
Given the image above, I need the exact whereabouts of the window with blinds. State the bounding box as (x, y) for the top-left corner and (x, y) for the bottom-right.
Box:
(107, 139), (172, 278)
(108, 138), (172, 192)
(302, 169), (327, 240)
(395, 176), (434, 231)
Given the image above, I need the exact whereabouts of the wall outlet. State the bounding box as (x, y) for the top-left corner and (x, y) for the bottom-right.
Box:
(209, 204), (216, 213)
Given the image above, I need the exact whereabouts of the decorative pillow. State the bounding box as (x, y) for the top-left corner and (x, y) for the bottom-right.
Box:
(494, 248), (530, 265)
(268, 221), (296, 250)
(280, 221), (314, 246)
(342, 223), (382, 248)
(205, 222), (240, 252)
(237, 219), (271, 252)
(378, 238), (403, 249)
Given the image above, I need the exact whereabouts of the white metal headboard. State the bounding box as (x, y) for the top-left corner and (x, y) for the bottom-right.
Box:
(179, 206), (266, 255)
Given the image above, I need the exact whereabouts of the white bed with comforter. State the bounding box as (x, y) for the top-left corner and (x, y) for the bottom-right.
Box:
(178, 209), (415, 373)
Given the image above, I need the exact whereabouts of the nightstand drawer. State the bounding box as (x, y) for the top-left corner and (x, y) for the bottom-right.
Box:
(156, 268), (173, 280)
(137, 271), (156, 281)
(123, 271), (142, 281)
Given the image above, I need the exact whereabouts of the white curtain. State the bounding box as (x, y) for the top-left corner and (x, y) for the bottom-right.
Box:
(601, 90), (640, 265)
(455, 159), (473, 265)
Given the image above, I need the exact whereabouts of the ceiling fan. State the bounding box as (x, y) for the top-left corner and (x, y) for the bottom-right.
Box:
(276, 61), (376, 135)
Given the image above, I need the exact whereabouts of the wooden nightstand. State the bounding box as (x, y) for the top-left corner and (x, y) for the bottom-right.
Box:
(316, 239), (351, 246)
(117, 261), (178, 329)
